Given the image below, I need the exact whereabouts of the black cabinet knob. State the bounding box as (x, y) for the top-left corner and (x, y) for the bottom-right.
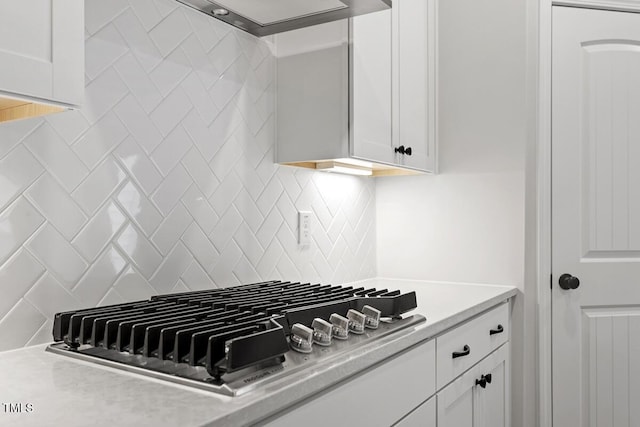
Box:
(475, 376), (487, 389)
(558, 274), (580, 290)
(485, 373), (492, 384)
(452, 344), (470, 359)
(394, 146), (413, 156)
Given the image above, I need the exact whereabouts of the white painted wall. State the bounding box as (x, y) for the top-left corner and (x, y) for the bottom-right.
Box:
(376, 0), (533, 425)
(377, 0), (526, 287)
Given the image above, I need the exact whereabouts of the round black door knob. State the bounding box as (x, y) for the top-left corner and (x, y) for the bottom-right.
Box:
(394, 145), (406, 154)
(404, 147), (412, 156)
(559, 274), (580, 290)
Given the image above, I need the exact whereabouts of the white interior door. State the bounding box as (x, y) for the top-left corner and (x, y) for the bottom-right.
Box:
(552, 6), (640, 426)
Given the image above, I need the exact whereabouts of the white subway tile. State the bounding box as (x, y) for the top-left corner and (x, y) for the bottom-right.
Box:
(116, 223), (162, 279)
(116, 181), (163, 236)
(255, 239), (283, 279)
(181, 186), (218, 235)
(234, 188), (263, 233)
(233, 256), (261, 284)
(180, 34), (220, 90)
(150, 87), (192, 136)
(114, 136), (163, 194)
(149, 242), (192, 293)
(45, 110), (90, 145)
(0, 198), (45, 265)
(150, 203), (192, 255)
(181, 147), (218, 198)
(27, 224), (88, 288)
(0, 250), (45, 318)
(233, 222), (263, 265)
(25, 174), (87, 241)
(25, 274), (81, 318)
(149, 48), (191, 97)
(85, 24), (129, 80)
(112, 265), (156, 301)
(22, 123), (89, 193)
(150, 164), (192, 215)
(73, 246), (127, 306)
(149, 9), (191, 57)
(181, 71), (219, 125)
(73, 112), (128, 169)
(114, 53), (163, 113)
(0, 300), (47, 352)
(0, 119), (41, 159)
(181, 222), (218, 272)
(180, 260), (215, 291)
(114, 95), (163, 154)
(151, 125), (193, 176)
(184, 9), (221, 51)
(181, 110), (221, 162)
(72, 202), (127, 262)
(72, 158), (127, 215)
(113, 9), (162, 72)
(85, 0), (129, 35)
(210, 205), (242, 252)
(208, 33), (241, 75)
(82, 67), (130, 125)
(0, 145), (44, 211)
(126, 0), (163, 31)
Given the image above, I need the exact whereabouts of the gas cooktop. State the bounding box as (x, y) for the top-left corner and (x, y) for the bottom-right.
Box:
(47, 280), (424, 396)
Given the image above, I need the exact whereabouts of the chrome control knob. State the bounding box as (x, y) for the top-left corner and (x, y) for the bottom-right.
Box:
(362, 305), (381, 329)
(290, 323), (313, 353)
(329, 313), (349, 340)
(347, 309), (366, 335)
(311, 318), (332, 346)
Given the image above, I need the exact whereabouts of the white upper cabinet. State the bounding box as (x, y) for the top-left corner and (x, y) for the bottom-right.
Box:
(350, 9), (393, 165)
(276, 0), (436, 176)
(0, 0), (84, 123)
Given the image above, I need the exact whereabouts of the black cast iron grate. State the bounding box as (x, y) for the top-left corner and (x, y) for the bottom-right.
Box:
(51, 280), (417, 381)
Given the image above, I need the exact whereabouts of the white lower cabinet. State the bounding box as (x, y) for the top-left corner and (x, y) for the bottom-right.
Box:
(263, 301), (510, 427)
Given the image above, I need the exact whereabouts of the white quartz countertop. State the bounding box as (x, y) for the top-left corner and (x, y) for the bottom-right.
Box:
(0, 279), (517, 427)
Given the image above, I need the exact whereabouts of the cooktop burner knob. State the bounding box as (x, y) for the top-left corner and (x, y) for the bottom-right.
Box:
(347, 309), (366, 334)
(311, 318), (333, 346)
(329, 313), (349, 340)
(362, 305), (382, 329)
(290, 324), (313, 353)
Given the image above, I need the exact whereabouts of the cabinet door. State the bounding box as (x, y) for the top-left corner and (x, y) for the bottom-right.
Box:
(393, 0), (436, 171)
(437, 372), (476, 427)
(438, 344), (510, 427)
(0, 0), (83, 106)
(350, 9), (394, 164)
(474, 350), (508, 427)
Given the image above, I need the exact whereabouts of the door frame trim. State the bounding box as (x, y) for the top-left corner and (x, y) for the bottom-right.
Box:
(537, 0), (553, 426)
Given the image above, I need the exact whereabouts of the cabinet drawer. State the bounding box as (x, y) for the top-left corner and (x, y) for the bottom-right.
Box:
(436, 302), (509, 389)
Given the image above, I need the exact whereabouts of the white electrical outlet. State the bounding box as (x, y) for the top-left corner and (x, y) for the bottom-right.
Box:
(298, 211), (312, 245)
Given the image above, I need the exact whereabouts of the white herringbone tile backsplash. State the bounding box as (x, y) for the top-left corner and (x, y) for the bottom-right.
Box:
(0, 0), (376, 351)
